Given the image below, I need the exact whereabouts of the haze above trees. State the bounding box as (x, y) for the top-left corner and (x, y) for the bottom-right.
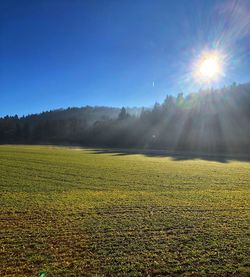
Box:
(1, 83), (249, 154)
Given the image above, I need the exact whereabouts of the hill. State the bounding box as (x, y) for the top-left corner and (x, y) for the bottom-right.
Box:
(0, 83), (249, 153)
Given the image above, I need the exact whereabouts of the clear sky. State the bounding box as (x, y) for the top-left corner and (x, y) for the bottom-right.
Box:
(1, 0), (250, 116)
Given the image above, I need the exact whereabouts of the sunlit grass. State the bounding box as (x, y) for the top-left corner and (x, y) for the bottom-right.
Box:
(0, 145), (249, 276)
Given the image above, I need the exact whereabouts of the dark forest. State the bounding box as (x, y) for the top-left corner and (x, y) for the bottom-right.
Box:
(1, 83), (249, 154)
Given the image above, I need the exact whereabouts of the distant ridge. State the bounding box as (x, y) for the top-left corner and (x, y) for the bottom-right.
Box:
(0, 83), (249, 154)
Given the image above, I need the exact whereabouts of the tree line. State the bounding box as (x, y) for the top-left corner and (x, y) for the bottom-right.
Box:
(1, 83), (250, 153)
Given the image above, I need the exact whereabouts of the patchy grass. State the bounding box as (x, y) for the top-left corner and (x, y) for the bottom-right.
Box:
(0, 145), (249, 276)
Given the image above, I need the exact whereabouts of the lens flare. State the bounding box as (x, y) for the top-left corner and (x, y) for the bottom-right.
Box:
(193, 50), (225, 83)
(200, 56), (220, 78)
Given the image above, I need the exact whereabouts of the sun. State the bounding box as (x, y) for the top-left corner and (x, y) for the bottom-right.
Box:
(200, 56), (220, 78)
(193, 51), (224, 83)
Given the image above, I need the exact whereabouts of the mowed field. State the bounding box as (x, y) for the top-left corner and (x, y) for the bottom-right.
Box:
(0, 145), (250, 276)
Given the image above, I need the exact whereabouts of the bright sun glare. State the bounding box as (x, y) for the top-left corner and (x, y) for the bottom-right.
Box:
(194, 51), (224, 83)
(200, 56), (220, 78)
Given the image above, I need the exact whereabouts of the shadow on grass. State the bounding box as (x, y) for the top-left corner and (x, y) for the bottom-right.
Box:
(1, 143), (249, 163)
(91, 148), (250, 163)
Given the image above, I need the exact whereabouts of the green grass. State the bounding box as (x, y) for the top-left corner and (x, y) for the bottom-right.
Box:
(0, 145), (249, 276)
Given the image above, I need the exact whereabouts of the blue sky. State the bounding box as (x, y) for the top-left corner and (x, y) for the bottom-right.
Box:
(1, 0), (250, 116)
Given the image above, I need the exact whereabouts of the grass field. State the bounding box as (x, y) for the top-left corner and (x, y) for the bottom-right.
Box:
(0, 145), (250, 276)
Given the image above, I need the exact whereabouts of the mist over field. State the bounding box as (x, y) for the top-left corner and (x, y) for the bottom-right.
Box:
(1, 83), (250, 154)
